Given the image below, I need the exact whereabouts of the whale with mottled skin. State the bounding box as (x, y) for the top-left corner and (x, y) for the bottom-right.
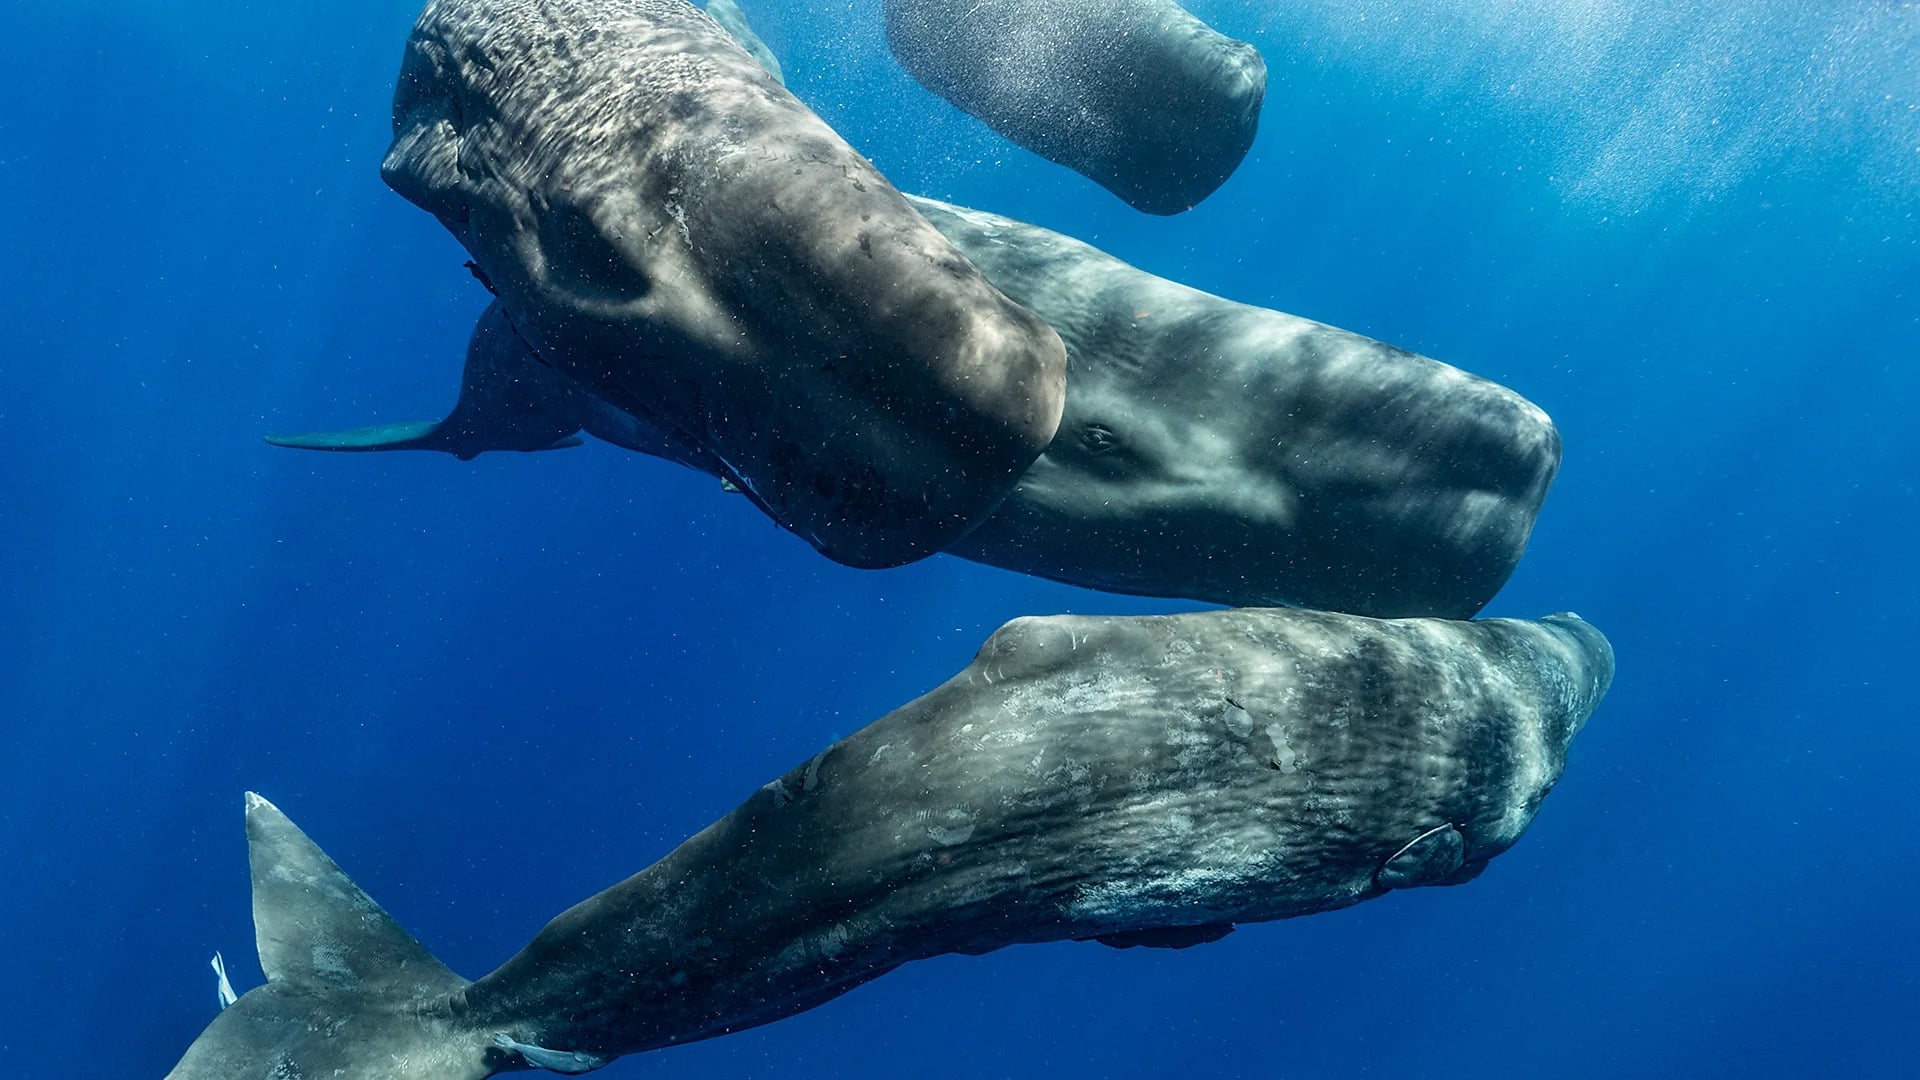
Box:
(379, 0), (1066, 569)
(165, 608), (1612, 1078)
(884, 0), (1266, 213)
(274, 198), (1557, 618)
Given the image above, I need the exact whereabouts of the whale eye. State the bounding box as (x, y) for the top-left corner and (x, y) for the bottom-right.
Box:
(1080, 423), (1119, 454)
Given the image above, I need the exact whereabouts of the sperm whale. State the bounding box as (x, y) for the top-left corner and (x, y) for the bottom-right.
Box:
(165, 607), (1612, 1078)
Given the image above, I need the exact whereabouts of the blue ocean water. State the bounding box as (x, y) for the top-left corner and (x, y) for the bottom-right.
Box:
(3, 0), (1916, 1076)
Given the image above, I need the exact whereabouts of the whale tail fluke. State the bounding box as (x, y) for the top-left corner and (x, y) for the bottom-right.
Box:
(164, 794), (503, 1080)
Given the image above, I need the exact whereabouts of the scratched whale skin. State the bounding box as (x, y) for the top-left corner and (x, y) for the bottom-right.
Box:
(380, 0), (1066, 569)
(165, 608), (1612, 1078)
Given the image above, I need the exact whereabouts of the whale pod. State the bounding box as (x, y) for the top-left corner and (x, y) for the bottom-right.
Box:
(277, 5), (1545, 617)
(380, 0), (1066, 568)
(884, 0), (1267, 213)
(166, 608), (1612, 1078)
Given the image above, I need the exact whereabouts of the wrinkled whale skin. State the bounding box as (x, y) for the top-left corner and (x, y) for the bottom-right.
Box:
(884, 0), (1267, 213)
(167, 609), (1612, 1077)
(913, 198), (1563, 619)
(382, 0), (1067, 569)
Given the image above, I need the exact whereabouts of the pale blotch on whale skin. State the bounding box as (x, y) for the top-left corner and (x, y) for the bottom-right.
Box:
(883, 0), (1267, 214)
(379, 0), (1066, 570)
(166, 609), (1612, 1079)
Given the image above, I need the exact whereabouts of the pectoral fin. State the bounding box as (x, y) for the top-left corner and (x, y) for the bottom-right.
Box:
(267, 302), (590, 461)
(266, 422), (582, 458)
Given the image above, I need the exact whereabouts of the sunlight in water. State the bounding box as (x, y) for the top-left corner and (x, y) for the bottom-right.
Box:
(1237, 0), (1920, 214)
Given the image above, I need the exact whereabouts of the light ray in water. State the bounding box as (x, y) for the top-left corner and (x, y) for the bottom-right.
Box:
(1236, 0), (1920, 214)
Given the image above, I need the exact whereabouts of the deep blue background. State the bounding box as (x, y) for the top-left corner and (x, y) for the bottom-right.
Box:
(4, 1), (1916, 1077)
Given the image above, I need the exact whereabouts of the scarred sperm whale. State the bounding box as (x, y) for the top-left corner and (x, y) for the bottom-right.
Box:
(166, 608), (1612, 1078)
(378, 0), (1067, 569)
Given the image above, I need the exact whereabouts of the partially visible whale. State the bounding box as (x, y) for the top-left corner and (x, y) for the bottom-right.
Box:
(883, 0), (1266, 214)
(380, 0), (1066, 569)
(274, 198), (1558, 618)
(166, 608), (1613, 1078)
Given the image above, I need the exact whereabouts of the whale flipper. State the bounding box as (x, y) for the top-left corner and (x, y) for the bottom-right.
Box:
(266, 421), (584, 456)
(267, 303), (592, 461)
(164, 794), (500, 1080)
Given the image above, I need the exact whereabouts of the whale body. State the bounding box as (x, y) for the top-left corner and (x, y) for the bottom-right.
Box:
(166, 608), (1612, 1078)
(380, 0), (1067, 569)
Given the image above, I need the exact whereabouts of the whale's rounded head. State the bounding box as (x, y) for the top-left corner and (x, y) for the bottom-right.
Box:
(379, 0), (1068, 570)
